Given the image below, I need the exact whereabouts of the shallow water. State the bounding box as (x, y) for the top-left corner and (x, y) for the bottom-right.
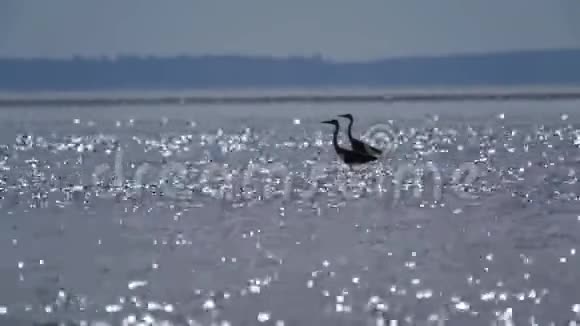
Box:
(2, 100), (580, 325)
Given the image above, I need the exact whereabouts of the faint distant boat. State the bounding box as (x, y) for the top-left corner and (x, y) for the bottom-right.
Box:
(321, 119), (378, 166)
(338, 113), (383, 157)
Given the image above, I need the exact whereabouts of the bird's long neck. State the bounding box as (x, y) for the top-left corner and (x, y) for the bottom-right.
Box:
(331, 124), (342, 153)
(347, 118), (354, 140)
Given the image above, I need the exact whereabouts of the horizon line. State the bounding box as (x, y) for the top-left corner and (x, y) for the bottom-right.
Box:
(2, 87), (580, 108)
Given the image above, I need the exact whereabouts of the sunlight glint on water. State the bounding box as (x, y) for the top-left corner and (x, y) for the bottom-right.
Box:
(1, 100), (580, 325)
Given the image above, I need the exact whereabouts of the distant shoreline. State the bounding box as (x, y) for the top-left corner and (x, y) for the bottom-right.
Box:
(1, 48), (579, 95)
(1, 87), (580, 107)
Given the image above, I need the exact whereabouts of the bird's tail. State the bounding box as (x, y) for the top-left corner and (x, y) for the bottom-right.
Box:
(364, 143), (383, 157)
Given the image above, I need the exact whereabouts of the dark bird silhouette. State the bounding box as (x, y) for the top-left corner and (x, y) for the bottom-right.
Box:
(321, 119), (378, 165)
(338, 113), (383, 157)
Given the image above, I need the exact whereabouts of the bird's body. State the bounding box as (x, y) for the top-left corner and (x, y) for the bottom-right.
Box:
(322, 119), (378, 165)
(339, 114), (383, 157)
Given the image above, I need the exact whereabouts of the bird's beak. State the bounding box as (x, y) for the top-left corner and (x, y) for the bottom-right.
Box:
(321, 120), (334, 124)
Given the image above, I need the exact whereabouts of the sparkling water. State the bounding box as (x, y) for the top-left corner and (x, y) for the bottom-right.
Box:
(1, 99), (580, 325)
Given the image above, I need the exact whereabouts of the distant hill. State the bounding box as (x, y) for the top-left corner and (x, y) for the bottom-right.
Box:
(0, 48), (579, 91)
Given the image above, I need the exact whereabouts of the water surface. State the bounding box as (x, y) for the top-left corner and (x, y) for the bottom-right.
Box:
(1, 100), (580, 325)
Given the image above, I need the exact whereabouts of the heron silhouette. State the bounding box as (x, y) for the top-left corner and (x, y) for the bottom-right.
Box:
(321, 119), (378, 166)
(338, 113), (383, 157)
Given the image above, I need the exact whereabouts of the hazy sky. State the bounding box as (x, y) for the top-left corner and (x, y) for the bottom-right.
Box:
(1, 0), (579, 61)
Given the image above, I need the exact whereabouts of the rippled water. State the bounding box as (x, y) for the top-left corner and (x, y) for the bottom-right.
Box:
(2, 100), (580, 325)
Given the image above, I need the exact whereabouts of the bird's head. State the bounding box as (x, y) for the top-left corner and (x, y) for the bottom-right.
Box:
(321, 119), (339, 126)
(338, 113), (353, 120)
